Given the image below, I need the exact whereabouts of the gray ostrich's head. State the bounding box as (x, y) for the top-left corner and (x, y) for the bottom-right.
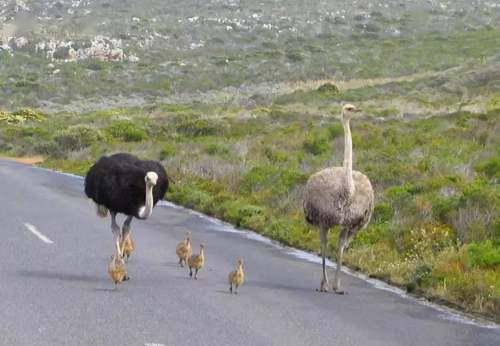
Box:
(341, 104), (361, 121)
(145, 171), (158, 187)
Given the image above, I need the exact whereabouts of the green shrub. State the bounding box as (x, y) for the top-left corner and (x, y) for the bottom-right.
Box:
(468, 241), (500, 269)
(407, 264), (432, 292)
(264, 147), (288, 164)
(317, 83), (339, 94)
(432, 196), (460, 222)
(205, 142), (230, 156)
(0, 109), (46, 124)
(54, 125), (103, 151)
(373, 202), (393, 223)
(105, 121), (147, 142)
(159, 143), (176, 160)
(176, 118), (223, 137)
(475, 157), (500, 179)
(327, 123), (343, 139)
(34, 141), (65, 158)
(241, 166), (306, 194)
(486, 94), (500, 111)
(303, 131), (329, 155)
(222, 200), (264, 228)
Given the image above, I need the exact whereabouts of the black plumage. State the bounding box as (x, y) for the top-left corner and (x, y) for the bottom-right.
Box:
(85, 153), (168, 219)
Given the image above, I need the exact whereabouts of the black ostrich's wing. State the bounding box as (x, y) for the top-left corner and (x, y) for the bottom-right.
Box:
(85, 155), (146, 216)
(107, 152), (140, 164)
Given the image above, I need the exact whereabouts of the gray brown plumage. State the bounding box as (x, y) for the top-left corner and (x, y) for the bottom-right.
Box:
(108, 252), (127, 288)
(176, 232), (192, 267)
(188, 244), (205, 280)
(228, 258), (245, 294)
(303, 104), (374, 293)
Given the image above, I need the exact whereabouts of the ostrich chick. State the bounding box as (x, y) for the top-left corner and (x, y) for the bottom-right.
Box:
(228, 258), (245, 294)
(176, 231), (192, 267)
(188, 244), (205, 279)
(108, 252), (127, 289)
(121, 233), (135, 262)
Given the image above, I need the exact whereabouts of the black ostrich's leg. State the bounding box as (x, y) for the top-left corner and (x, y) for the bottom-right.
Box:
(120, 215), (133, 281)
(121, 215), (133, 253)
(110, 212), (121, 256)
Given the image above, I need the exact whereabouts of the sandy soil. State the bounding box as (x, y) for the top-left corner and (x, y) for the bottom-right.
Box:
(0, 155), (44, 165)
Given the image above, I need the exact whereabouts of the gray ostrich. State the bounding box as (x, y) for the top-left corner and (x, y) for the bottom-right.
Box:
(303, 104), (374, 293)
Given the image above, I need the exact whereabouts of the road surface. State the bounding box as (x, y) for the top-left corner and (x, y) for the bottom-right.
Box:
(0, 159), (499, 346)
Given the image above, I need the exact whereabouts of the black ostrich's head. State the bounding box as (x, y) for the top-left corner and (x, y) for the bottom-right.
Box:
(145, 171), (158, 187)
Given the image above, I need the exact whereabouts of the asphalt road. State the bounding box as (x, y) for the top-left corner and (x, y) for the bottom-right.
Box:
(0, 159), (499, 346)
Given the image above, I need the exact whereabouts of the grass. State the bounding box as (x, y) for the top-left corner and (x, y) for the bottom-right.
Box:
(1, 92), (498, 321)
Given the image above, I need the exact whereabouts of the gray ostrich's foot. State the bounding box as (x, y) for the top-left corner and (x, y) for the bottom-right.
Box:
(333, 284), (346, 295)
(317, 277), (330, 293)
(332, 274), (347, 294)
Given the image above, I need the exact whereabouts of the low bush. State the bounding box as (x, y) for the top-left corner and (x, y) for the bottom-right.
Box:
(159, 143), (176, 160)
(303, 130), (329, 155)
(105, 121), (147, 142)
(468, 241), (500, 269)
(54, 125), (103, 151)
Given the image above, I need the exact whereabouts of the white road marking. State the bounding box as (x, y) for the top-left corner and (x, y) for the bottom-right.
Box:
(24, 223), (54, 244)
(144, 343), (166, 346)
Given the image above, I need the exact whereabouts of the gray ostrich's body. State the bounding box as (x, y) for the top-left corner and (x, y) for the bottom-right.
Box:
(303, 104), (374, 293)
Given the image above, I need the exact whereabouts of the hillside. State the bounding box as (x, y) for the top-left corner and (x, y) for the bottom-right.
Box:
(1, 0), (500, 111)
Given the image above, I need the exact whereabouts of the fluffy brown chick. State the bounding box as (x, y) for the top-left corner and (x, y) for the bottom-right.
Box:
(188, 243), (205, 279)
(228, 258), (245, 294)
(108, 252), (127, 288)
(176, 231), (192, 267)
(121, 233), (135, 262)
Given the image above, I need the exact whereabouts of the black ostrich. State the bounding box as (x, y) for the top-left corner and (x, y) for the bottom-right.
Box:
(85, 153), (169, 258)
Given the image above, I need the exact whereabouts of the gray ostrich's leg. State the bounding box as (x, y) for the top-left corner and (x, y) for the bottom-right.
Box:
(110, 212), (121, 256)
(319, 226), (329, 292)
(334, 229), (349, 294)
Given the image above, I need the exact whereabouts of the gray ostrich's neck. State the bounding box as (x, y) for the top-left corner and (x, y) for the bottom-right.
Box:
(138, 184), (154, 219)
(342, 117), (355, 196)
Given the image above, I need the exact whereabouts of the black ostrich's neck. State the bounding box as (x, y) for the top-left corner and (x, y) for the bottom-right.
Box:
(138, 183), (154, 219)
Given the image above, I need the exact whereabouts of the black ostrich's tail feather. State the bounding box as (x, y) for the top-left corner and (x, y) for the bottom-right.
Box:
(96, 204), (109, 218)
